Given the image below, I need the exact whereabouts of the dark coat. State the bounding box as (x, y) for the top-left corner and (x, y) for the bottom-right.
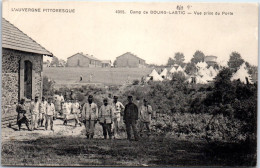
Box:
(123, 102), (138, 121)
(16, 104), (27, 123)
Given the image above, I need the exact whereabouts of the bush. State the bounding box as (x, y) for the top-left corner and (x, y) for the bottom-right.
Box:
(132, 79), (140, 85)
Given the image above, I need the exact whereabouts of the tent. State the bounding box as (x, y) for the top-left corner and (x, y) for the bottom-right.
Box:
(160, 68), (168, 78)
(148, 69), (163, 81)
(208, 66), (218, 78)
(196, 61), (208, 70)
(170, 67), (177, 73)
(176, 66), (184, 72)
(231, 63), (253, 84)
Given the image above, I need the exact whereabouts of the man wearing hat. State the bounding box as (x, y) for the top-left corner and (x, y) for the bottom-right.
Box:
(139, 99), (153, 137)
(82, 95), (99, 139)
(99, 98), (113, 139)
(123, 95), (139, 141)
(30, 96), (40, 130)
(112, 96), (124, 139)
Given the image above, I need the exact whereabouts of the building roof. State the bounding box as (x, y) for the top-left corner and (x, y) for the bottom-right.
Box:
(67, 52), (101, 61)
(101, 60), (111, 64)
(116, 52), (145, 61)
(2, 18), (53, 56)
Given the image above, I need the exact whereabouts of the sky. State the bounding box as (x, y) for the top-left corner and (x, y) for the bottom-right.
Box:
(2, 1), (258, 65)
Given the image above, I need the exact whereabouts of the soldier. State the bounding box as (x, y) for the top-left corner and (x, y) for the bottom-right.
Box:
(71, 98), (82, 127)
(16, 98), (30, 131)
(82, 95), (98, 139)
(112, 96), (124, 139)
(30, 96), (40, 130)
(123, 95), (139, 141)
(139, 99), (153, 137)
(39, 97), (47, 127)
(99, 98), (113, 139)
(45, 97), (55, 131)
(63, 100), (71, 125)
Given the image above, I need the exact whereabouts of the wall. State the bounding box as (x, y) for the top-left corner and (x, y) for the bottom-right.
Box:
(67, 54), (90, 67)
(2, 48), (43, 119)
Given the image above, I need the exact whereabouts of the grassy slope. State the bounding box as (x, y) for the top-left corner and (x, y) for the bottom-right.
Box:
(43, 67), (153, 85)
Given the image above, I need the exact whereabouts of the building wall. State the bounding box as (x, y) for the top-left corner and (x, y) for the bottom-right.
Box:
(2, 48), (43, 119)
(89, 60), (101, 67)
(102, 63), (111, 68)
(67, 54), (90, 67)
(116, 53), (146, 68)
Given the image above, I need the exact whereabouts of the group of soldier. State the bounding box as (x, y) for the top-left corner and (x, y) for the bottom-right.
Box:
(16, 92), (153, 141)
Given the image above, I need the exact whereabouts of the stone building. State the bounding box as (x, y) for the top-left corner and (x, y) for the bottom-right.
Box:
(205, 55), (217, 67)
(67, 52), (101, 67)
(2, 18), (52, 125)
(101, 60), (111, 68)
(115, 52), (146, 68)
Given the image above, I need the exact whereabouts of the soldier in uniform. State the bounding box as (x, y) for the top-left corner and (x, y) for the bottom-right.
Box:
(39, 97), (47, 127)
(99, 98), (113, 139)
(45, 97), (55, 131)
(82, 95), (98, 139)
(71, 98), (82, 127)
(139, 99), (153, 137)
(30, 96), (40, 130)
(16, 98), (30, 131)
(111, 96), (124, 139)
(123, 95), (139, 141)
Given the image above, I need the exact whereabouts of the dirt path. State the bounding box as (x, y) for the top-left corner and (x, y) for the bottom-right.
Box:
(2, 119), (128, 142)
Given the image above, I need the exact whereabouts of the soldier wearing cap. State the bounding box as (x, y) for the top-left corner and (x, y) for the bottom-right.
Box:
(139, 99), (153, 137)
(99, 98), (113, 139)
(45, 97), (55, 131)
(82, 95), (98, 139)
(123, 95), (139, 141)
(30, 96), (40, 130)
(112, 95), (124, 139)
(16, 98), (30, 131)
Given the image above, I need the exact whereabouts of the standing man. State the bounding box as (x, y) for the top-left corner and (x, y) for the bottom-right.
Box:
(53, 92), (64, 119)
(139, 99), (153, 137)
(39, 97), (47, 127)
(123, 95), (139, 141)
(30, 96), (40, 130)
(63, 100), (71, 125)
(82, 95), (98, 139)
(16, 98), (30, 131)
(72, 98), (82, 127)
(112, 96), (124, 139)
(99, 98), (113, 139)
(45, 97), (55, 131)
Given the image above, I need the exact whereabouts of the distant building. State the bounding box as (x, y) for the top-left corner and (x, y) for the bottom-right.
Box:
(101, 60), (111, 68)
(205, 55), (217, 67)
(115, 52), (146, 68)
(2, 18), (52, 126)
(67, 52), (101, 67)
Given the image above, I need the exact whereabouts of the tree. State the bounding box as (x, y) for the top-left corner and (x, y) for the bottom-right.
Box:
(227, 52), (245, 72)
(51, 56), (59, 67)
(167, 57), (174, 66)
(185, 62), (197, 75)
(191, 50), (205, 64)
(43, 76), (55, 96)
(174, 52), (185, 66)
